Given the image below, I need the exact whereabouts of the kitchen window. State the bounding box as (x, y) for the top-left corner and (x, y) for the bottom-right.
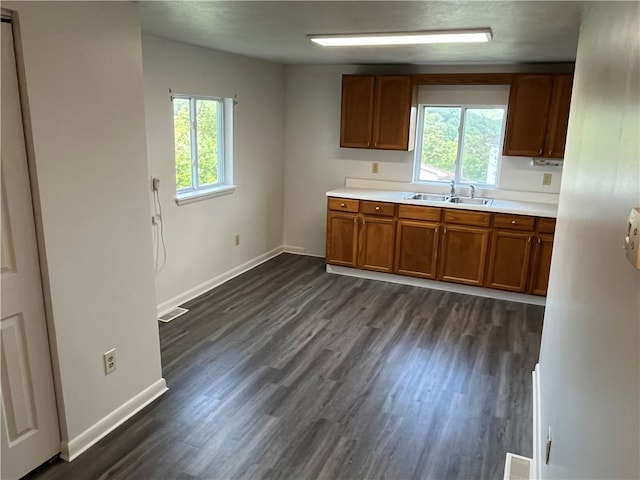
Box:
(413, 105), (506, 186)
(172, 95), (235, 205)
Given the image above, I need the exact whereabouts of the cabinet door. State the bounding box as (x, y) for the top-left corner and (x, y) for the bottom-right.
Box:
(503, 75), (554, 157)
(529, 234), (554, 296)
(372, 76), (414, 151)
(326, 212), (359, 267)
(544, 74), (573, 158)
(438, 225), (490, 286)
(340, 75), (375, 148)
(485, 230), (534, 292)
(394, 220), (440, 279)
(359, 216), (396, 272)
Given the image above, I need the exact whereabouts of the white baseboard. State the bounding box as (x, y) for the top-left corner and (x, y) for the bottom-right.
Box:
(60, 378), (168, 461)
(532, 364), (542, 479)
(157, 246), (284, 317)
(282, 245), (324, 258)
(326, 265), (546, 306)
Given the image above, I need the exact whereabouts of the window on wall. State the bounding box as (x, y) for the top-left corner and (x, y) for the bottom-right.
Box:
(172, 95), (235, 204)
(413, 105), (506, 186)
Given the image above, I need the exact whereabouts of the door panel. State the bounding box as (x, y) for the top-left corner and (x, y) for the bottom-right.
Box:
(1, 21), (60, 480)
(359, 217), (395, 272)
(326, 212), (359, 267)
(438, 225), (490, 286)
(394, 220), (439, 279)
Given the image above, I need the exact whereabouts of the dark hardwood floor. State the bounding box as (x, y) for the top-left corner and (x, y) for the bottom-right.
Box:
(30, 253), (543, 480)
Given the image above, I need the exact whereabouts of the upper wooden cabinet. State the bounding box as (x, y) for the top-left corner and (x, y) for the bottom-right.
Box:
(544, 74), (573, 158)
(503, 74), (573, 158)
(340, 75), (417, 151)
(340, 76), (375, 148)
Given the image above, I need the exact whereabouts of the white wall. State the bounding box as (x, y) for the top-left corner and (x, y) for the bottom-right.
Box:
(538, 3), (639, 478)
(142, 35), (285, 311)
(283, 64), (566, 256)
(6, 1), (164, 452)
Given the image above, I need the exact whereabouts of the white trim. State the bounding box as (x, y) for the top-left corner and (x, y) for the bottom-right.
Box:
(532, 364), (542, 479)
(282, 245), (325, 258)
(157, 246), (284, 317)
(326, 265), (546, 306)
(175, 184), (236, 206)
(60, 379), (167, 461)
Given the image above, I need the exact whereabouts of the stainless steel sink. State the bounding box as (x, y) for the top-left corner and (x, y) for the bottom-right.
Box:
(448, 196), (493, 206)
(405, 193), (450, 202)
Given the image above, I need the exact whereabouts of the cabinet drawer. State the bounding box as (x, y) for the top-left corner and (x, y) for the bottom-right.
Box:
(361, 201), (396, 217)
(328, 197), (359, 213)
(494, 214), (535, 231)
(443, 209), (491, 227)
(398, 205), (441, 222)
(537, 217), (556, 234)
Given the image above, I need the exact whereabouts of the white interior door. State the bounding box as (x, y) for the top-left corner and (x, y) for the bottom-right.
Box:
(1, 19), (61, 479)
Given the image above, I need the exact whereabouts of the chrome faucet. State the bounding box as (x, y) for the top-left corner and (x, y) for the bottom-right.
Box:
(450, 180), (456, 196)
(469, 184), (476, 199)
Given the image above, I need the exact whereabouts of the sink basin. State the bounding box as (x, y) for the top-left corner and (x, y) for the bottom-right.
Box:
(405, 193), (450, 202)
(448, 196), (493, 206)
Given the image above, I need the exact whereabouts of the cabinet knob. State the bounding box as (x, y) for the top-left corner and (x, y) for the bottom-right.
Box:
(538, 148), (543, 155)
(341, 203), (346, 208)
(375, 206), (380, 211)
(511, 220), (517, 224)
(528, 236), (532, 243)
(353, 217), (357, 223)
(537, 237), (541, 244)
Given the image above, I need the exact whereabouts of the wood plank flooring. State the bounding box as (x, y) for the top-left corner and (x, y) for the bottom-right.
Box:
(29, 253), (543, 480)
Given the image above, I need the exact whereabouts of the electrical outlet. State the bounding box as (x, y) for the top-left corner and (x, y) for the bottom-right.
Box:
(235, 234), (240, 246)
(542, 173), (552, 186)
(104, 348), (117, 375)
(372, 162), (379, 174)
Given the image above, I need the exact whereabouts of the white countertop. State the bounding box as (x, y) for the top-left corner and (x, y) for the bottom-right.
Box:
(327, 187), (558, 218)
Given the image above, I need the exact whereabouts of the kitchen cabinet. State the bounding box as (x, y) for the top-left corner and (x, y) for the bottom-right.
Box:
(340, 75), (417, 151)
(325, 197), (555, 296)
(529, 218), (556, 295)
(340, 76), (375, 148)
(326, 198), (359, 267)
(503, 74), (573, 158)
(437, 210), (491, 286)
(394, 205), (442, 279)
(544, 74), (573, 158)
(485, 214), (535, 292)
(326, 198), (396, 272)
(358, 201), (397, 272)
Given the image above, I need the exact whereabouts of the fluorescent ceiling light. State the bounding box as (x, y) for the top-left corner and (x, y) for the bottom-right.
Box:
(309, 29), (492, 47)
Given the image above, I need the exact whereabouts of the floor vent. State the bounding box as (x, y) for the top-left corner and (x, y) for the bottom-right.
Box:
(158, 307), (189, 323)
(504, 453), (532, 480)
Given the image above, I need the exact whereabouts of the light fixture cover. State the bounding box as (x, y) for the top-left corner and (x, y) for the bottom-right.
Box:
(308, 29), (492, 47)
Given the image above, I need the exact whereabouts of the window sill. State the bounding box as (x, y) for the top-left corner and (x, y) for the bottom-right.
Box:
(175, 185), (236, 206)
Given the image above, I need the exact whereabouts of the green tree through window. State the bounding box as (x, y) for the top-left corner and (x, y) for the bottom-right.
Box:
(417, 105), (505, 185)
(173, 97), (222, 191)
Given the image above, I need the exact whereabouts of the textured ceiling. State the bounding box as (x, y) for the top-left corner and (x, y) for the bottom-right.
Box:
(138, 1), (587, 65)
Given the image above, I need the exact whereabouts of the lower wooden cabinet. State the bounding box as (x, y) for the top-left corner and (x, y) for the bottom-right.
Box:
(394, 220), (439, 279)
(326, 198), (396, 273)
(326, 197), (555, 296)
(529, 233), (554, 295)
(326, 211), (358, 267)
(360, 216), (396, 272)
(438, 225), (490, 286)
(485, 230), (534, 292)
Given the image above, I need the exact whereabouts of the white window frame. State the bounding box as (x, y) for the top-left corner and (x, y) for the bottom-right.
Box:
(173, 94), (235, 205)
(413, 103), (507, 187)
